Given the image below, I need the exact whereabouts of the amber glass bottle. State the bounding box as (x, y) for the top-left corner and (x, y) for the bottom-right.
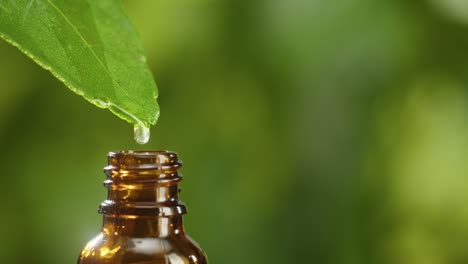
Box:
(78, 150), (207, 264)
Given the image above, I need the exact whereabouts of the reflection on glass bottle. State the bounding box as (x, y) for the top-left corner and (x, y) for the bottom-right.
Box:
(78, 151), (207, 264)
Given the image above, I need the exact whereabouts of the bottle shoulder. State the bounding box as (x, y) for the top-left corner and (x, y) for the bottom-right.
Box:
(78, 233), (207, 264)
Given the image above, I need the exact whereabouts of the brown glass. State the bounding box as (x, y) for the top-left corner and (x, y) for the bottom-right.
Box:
(78, 151), (207, 264)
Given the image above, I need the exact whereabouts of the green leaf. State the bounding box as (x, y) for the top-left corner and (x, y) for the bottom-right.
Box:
(0, 0), (159, 128)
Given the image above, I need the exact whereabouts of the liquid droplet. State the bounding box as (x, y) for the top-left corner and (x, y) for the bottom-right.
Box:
(134, 124), (150, 144)
(94, 99), (109, 108)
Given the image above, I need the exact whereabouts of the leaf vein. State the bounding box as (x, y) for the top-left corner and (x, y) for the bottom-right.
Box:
(45, 0), (129, 98)
(21, 0), (36, 24)
(0, 2), (10, 13)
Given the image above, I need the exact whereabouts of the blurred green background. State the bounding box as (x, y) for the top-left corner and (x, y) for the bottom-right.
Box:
(1, 0), (468, 263)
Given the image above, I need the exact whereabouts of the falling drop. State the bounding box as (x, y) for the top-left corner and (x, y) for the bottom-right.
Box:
(134, 124), (150, 144)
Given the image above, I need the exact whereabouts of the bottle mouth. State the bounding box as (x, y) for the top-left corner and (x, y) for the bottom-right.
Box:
(110, 150), (175, 156)
(107, 150), (181, 170)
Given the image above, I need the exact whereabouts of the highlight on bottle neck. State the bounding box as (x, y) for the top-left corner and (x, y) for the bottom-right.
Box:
(99, 150), (186, 217)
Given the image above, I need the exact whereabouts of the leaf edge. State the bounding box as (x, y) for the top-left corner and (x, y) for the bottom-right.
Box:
(0, 32), (159, 127)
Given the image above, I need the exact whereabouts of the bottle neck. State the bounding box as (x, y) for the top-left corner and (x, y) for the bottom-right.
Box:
(102, 215), (185, 237)
(98, 151), (187, 236)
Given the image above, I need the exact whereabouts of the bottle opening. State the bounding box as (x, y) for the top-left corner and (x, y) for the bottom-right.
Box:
(107, 150), (181, 170)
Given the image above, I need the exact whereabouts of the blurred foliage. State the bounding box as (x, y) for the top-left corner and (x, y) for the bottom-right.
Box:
(1, 0), (468, 263)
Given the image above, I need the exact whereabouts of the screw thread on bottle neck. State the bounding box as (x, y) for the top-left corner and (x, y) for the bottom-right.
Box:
(99, 150), (187, 217)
